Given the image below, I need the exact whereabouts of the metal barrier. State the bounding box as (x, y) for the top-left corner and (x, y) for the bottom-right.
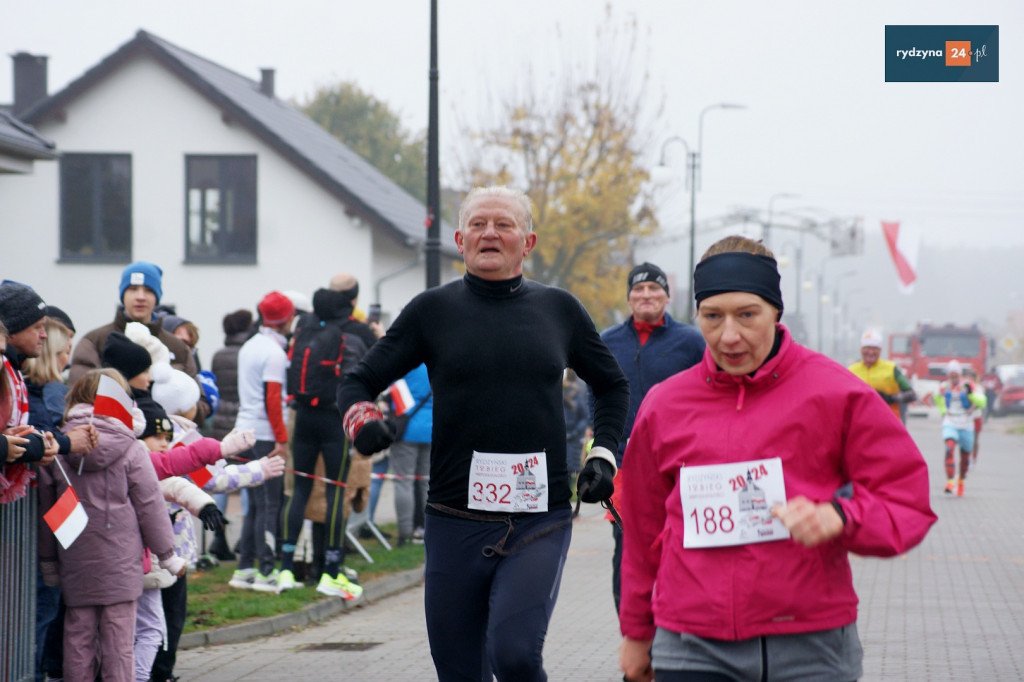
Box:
(1, 487), (37, 682)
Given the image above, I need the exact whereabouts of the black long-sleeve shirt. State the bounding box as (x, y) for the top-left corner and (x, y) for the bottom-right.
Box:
(338, 273), (629, 514)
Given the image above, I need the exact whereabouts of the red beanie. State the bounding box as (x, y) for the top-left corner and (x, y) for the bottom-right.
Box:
(258, 291), (295, 327)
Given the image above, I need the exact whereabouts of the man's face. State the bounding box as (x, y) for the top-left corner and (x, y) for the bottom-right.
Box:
(9, 318), (47, 358)
(860, 345), (881, 367)
(629, 282), (669, 324)
(697, 292), (778, 376)
(455, 195), (537, 281)
(122, 285), (157, 322)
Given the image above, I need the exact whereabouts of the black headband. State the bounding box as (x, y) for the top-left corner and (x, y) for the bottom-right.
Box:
(693, 252), (784, 317)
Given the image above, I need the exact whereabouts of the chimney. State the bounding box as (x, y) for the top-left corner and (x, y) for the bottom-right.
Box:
(260, 68), (275, 97)
(12, 52), (48, 117)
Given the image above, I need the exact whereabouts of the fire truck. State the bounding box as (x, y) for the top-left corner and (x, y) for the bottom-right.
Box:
(888, 323), (991, 410)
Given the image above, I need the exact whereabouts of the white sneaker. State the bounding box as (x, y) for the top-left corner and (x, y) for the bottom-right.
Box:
(277, 569), (297, 592)
(228, 568), (256, 589)
(251, 569), (281, 593)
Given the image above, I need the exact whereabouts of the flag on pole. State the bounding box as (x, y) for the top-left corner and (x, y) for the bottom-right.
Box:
(93, 374), (134, 431)
(881, 220), (921, 293)
(389, 379), (415, 415)
(44, 487), (89, 549)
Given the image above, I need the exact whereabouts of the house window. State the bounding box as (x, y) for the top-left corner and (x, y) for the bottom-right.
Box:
(59, 153), (132, 262)
(185, 155), (257, 263)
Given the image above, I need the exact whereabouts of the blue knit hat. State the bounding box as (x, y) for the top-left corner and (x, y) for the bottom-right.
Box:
(119, 262), (163, 304)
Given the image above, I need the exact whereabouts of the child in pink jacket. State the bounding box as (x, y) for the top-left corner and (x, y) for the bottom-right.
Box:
(38, 369), (184, 682)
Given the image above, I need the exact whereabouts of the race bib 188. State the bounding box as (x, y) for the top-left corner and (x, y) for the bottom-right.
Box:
(468, 451), (548, 513)
(680, 457), (790, 548)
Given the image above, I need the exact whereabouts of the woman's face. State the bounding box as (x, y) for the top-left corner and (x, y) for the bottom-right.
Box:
(697, 291), (778, 376)
(57, 339), (72, 371)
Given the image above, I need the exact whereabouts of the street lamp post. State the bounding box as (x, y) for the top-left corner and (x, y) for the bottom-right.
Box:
(686, 103), (746, 321)
(764, 192), (799, 250)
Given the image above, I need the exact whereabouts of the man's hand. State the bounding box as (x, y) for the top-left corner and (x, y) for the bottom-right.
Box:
(67, 424), (98, 453)
(877, 390), (896, 404)
(353, 420), (395, 457)
(578, 447), (617, 503)
(344, 401), (394, 456)
(269, 441), (289, 459)
(620, 637), (654, 682)
(771, 495), (844, 547)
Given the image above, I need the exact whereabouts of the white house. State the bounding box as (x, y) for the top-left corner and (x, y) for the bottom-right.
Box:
(0, 30), (459, 362)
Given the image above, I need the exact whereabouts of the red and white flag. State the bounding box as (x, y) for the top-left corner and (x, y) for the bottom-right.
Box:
(93, 374), (134, 431)
(170, 430), (214, 487)
(44, 487), (89, 549)
(881, 220), (921, 294)
(389, 379), (414, 416)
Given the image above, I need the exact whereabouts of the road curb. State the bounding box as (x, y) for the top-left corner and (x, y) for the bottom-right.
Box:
(179, 566), (425, 650)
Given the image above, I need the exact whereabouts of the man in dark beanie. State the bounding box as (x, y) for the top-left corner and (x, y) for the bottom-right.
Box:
(0, 283), (97, 464)
(69, 261), (210, 421)
(590, 260), (706, 615)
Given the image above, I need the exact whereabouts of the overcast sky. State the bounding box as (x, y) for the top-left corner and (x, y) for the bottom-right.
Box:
(3, 1), (1022, 345)
(4, 0), (1021, 245)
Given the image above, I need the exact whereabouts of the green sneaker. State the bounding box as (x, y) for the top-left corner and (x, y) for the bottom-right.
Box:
(251, 569), (281, 593)
(316, 572), (364, 602)
(228, 568), (256, 590)
(277, 569), (297, 592)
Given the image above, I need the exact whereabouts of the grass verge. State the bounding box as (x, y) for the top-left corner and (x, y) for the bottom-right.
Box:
(184, 522), (424, 634)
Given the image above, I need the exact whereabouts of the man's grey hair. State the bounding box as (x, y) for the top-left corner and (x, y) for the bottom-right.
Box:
(458, 186), (535, 234)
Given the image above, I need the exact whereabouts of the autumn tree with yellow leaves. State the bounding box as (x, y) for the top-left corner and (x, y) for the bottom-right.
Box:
(459, 10), (661, 328)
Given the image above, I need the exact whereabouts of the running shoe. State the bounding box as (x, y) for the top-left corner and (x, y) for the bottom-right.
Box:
(412, 527), (425, 545)
(342, 565), (359, 584)
(956, 479), (965, 497)
(251, 569), (281, 593)
(944, 480), (955, 494)
(316, 572), (364, 602)
(228, 568), (256, 590)
(277, 569), (297, 592)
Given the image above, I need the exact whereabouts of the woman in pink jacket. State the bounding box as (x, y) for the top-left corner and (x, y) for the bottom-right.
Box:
(618, 236), (937, 682)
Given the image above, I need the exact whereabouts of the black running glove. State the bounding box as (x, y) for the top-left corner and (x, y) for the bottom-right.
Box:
(198, 504), (225, 532)
(578, 457), (616, 503)
(353, 419), (396, 457)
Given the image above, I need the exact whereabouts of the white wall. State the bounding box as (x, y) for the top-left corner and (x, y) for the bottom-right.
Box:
(0, 53), (441, 364)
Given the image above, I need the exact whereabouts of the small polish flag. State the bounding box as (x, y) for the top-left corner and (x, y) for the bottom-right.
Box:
(881, 220), (921, 294)
(94, 374), (134, 431)
(44, 487), (89, 549)
(170, 432), (214, 488)
(187, 466), (214, 488)
(389, 379), (415, 416)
